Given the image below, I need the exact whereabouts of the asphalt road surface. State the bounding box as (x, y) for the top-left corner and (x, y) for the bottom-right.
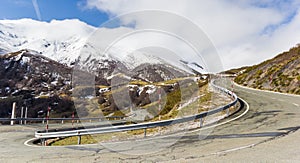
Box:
(1, 81), (300, 162)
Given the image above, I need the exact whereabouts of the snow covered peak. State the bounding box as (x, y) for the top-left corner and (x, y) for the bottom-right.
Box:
(0, 18), (200, 75)
(0, 18), (96, 65)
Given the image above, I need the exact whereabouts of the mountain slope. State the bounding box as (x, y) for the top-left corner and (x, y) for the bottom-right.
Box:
(0, 49), (72, 97)
(235, 45), (300, 94)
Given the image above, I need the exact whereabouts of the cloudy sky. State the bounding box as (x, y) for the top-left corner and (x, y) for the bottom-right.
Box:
(1, 0), (300, 70)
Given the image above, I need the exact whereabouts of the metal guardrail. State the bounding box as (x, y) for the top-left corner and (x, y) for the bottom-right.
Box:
(34, 80), (240, 142)
(0, 116), (125, 122)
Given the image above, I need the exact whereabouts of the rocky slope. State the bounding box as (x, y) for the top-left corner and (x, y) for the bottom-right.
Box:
(0, 50), (75, 120)
(0, 49), (72, 97)
(235, 45), (300, 94)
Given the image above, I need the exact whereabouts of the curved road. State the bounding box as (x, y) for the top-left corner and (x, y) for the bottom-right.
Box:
(1, 81), (300, 162)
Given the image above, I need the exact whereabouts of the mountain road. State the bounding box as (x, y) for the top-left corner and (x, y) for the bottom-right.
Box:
(0, 80), (300, 162)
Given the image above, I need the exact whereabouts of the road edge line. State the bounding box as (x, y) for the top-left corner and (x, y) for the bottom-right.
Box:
(233, 81), (300, 97)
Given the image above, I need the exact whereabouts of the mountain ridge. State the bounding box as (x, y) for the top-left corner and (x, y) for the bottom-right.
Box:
(0, 18), (95, 66)
(0, 18), (204, 75)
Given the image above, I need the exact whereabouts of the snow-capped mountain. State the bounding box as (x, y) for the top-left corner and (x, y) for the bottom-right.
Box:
(0, 19), (162, 68)
(0, 19), (208, 121)
(0, 18), (96, 65)
(0, 18), (203, 75)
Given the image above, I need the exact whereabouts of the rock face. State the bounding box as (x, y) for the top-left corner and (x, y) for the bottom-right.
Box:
(0, 50), (75, 120)
(0, 50), (72, 97)
(235, 45), (300, 94)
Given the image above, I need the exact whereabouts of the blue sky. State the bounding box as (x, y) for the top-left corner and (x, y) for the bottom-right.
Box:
(0, 0), (299, 69)
(0, 0), (108, 27)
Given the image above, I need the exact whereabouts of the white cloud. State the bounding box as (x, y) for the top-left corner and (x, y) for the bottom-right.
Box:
(84, 0), (300, 71)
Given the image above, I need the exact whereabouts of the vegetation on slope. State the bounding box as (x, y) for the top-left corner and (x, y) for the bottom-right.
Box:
(234, 44), (300, 94)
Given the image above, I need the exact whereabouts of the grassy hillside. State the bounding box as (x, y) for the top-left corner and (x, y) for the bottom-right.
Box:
(234, 45), (300, 94)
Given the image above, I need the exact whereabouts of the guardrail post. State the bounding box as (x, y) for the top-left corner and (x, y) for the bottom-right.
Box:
(45, 139), (48, 146)
(41, 139), (45, 146)
(77, 132), (81, 145)
(199, 118), (204, 128)
(226, 108), (230, 117)
(10, 102), (16, 125)
(144, 128), (147, 138)
(158, 86), (162, 112)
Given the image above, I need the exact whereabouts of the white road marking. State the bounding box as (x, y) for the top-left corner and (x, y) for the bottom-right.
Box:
(213, 143), (256, 155)
(233, 82), (300, 97)
(293, 103), (299, 107)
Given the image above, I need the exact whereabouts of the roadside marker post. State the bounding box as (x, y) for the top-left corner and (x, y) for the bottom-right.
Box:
(24, 107), (28, 125)
(158, 86), (162, 112)
(72, 112), (75, 128)
(20, 107), (24, 125)
(226, 108), (230, 117)
(158, 87), (162, 135)
(199, 118), (204, 127)
(144, 128), (147, 138)
(46, 107), (50, 132)
(10, 102), (16, 125)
